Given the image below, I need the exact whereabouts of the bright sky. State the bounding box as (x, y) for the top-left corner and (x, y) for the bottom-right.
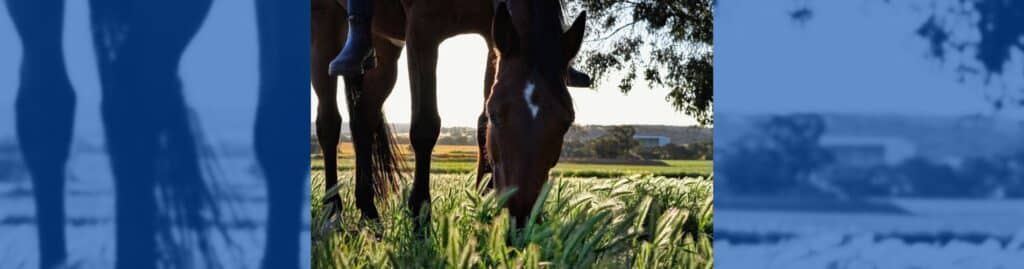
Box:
(715, 0), (1021, 118)
(311, 35), (697, 127)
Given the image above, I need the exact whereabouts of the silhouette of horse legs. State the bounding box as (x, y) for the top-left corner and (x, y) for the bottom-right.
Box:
(101, 97), (159, 268)
(345, 35), (403, 221)
(7, 0), (74, 267)
(255, 0), (309, 268)
(89, 0), (212, 267)
(404, 21), (443, 234)
(311, 0), (345, 217)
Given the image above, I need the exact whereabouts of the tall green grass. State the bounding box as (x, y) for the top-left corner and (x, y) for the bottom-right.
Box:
(311, 172), (713, 268)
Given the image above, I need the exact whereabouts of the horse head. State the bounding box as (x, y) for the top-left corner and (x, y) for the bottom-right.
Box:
(486, 2), (585, 225)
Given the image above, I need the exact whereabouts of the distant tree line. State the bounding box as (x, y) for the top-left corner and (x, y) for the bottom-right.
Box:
(311, 125), (713, 160)
(719, 114), (1024, 198)
(822, 154), (1024, 199)
(562, 125), (712, 160)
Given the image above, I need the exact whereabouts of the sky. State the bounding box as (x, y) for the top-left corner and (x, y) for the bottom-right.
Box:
(311, 34), (698, 127)
(0, 0), (260, 141)
(715, 0), (1017, 118)
(0, 3), (694, 145)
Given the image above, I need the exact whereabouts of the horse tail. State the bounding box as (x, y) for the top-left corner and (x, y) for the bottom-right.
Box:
(343, 75), (405, 200)
(369, 114), (405, 198)
(157, 107), (230, 268)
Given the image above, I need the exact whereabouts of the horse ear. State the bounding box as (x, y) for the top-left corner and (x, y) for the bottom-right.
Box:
(562, 11), (586, 64)
(492, 3), (519, 56)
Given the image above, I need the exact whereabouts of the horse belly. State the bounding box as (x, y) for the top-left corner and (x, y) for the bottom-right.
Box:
(332, 0), (406, 42)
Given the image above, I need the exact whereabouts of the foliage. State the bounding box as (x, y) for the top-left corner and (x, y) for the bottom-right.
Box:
(794, 1), (1024, 109)
(839, 154), (1024, 198)
(637, 141), (713, 160)
(437, 134), (476, 146)
(908, 0), (1024, 109)
(311, 172), (713, 268)
(718, 114), (834, 194)
(584, 126), (640, 159)
(568, 0), (714, 125)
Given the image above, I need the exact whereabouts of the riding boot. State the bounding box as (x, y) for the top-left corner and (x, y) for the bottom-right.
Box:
(566, 66), (593, 88)
(329, 0), (375, 76)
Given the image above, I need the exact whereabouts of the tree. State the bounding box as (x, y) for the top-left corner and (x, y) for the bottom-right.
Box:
(719, 114), (834, 194)
(792, 1), (1024, 110)
(569, 0), (714, 125)
(585, 125), (640, 158)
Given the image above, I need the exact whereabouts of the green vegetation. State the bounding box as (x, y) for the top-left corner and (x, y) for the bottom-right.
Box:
(311, 156), (711, 178)
(311, 170), (713, 268)
(311, 143), (713, 178)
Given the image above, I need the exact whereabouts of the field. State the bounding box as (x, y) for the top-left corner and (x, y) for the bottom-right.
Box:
(716, 201), (1024, 268)
(310, 145), (714, 268)
(312, 143), (712, 178)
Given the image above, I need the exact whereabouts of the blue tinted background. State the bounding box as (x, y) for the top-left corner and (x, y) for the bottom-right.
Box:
(716, 0), (1024, 268)
(0, 0), (309, 268)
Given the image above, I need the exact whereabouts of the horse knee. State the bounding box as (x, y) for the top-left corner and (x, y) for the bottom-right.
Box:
(409, 114), (440, 152)
(315, 110), (342, 148)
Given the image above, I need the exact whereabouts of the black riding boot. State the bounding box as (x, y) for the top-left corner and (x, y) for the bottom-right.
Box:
(329, 0), (375, 76)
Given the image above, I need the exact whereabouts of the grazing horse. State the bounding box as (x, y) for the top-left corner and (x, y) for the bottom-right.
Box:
(311, 0), (585, 231)
(486, 1), (585, 227)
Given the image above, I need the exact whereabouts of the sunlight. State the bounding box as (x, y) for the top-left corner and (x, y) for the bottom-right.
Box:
(311, 34), (698, 127)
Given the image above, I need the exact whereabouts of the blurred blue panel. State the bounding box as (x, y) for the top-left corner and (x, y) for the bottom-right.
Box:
(0, 0), (309, 268)
(715, 1), (1024, 268)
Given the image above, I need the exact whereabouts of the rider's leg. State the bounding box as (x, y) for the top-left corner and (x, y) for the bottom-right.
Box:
(328, 0), (375, 76)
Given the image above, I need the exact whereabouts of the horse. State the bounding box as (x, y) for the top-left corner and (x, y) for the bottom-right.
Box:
(311, 0), (586, 231)
(254, 0), (310, 268)
(8, 0), (307, 268)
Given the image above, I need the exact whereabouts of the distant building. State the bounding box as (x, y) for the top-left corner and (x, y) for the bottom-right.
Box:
(634, 135), (671, 147)
(820, 136), (915, 166)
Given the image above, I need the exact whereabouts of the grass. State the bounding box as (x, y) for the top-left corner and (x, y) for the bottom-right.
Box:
(310, 170), (714, 268)
(311, 143), (712, 178)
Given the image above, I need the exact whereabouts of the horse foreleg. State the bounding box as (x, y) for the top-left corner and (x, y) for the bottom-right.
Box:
(256, 0), (309, 268)
(312, 1), (345, 215)
(405, 21), (442, 235)
(9, 0), (74, 266)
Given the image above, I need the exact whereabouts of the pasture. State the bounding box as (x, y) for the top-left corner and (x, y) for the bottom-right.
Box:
(716, 199), (1024, 268)
(310, 147), (714, 268)
(312, 143), (712, 178)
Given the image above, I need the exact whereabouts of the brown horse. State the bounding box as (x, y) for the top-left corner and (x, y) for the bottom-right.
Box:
(311, 0), (585, 231)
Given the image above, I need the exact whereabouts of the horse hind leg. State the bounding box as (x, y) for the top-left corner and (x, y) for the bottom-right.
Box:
(345, 35), (404, 221)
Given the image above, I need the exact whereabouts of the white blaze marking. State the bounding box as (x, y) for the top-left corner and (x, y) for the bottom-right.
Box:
(524, 81), (539, 118)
